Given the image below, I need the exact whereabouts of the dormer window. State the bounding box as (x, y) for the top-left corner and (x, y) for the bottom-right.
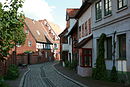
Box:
(36, 30), (40, 35)
(44, 21), (47, 25)
(48, 26), (51, 30)
(32, 20), (35, 24)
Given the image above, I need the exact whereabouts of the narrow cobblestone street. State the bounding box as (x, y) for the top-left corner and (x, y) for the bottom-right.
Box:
(22, 62), (84, 87)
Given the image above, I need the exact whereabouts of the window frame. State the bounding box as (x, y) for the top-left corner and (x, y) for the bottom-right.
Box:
(80, 48), (92, 67)
(82, 24), (85, 37)
(28, 41), (32, 47)
(118, 34), (126, 60)
(45, 44), (51, 49)
(117, 0), (127, 10)
(79, 26), (81, 39)
(104, 0), (112, 16)
(95, 0), (102, 20)
(25, 29), (29, 35)
(106, 36), (112, 60)
(85, 21), (88, 36)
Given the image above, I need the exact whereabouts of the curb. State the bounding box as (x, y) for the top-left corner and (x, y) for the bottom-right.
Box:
(52, 63), (88, 87)
(19, 67), (31, 87)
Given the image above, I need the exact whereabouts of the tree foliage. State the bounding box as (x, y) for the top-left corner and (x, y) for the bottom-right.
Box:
(110, 66), (118, 82)
(0, 0), (26, 61)
(92, 33), (107, 80)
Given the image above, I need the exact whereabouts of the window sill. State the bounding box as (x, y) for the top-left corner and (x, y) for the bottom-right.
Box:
(117, 6), (128, 13)
(105, 59), (112, 61)
(116, 58), (127, 61)
(104, 14), (112, 19)
(95, 18), (102, 23)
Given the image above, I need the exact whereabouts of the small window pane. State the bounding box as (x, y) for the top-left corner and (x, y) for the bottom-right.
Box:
(106, 37), (112, 59)
(123, 0), (127, 6)
(95, 0), (102, 20)
(79, 26), (81, 38)
(28, 41), (32, 47)
(118, 0), (127, 9)
(84, 56), (91, 67)
(118, 34), (126, 59)
(104, 0), (112, 16)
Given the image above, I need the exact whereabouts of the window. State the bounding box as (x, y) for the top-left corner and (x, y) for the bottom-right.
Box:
(25, 30), (29, 35)
(80, 48), (92, 67)
(54, 43), (58, 49)
(79, 26), (81, 38)
(88, 18), (91, 34)
(106, 37), (112, 59)
(95, 0), (102, 20)
(82, 24), (85, 37)
(104, 0), (112, 16)
(36, 30), (40, 35)
(85, 21), (88, 36)
(45, 44), (51, 49)
(118, 0), (127, 9)
(28, 41), (32, 47)
(118, 34), (126, 59)
(16, 43), (21, 47)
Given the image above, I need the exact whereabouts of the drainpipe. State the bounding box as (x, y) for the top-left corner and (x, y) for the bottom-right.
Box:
(113, 31), (116, 66)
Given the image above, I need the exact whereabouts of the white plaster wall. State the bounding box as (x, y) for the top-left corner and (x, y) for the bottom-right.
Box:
(92, 18), (130, 72)
(78, 66), (92, 77)
(79, 6), (91, 27)
(126, 31), (130, 71)
(36, 43), (43, 49)
(92, 38), (97, 67)
(68, 36), (73, 62)
(83, 39), (92, 48)
(68, 19), (77, 34)
(91, 0), (130, 30)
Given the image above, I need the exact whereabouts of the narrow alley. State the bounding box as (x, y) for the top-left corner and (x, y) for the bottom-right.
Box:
(22, 62), (85, 87)
(0, 0), (130, 87)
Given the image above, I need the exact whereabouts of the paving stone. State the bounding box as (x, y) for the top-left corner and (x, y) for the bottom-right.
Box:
(23, 62), (82, 87)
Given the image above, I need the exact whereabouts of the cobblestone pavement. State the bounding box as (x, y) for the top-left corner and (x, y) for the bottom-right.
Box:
(23, 62), (82, 87)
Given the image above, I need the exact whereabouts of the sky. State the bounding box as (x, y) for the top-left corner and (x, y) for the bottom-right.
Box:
(0, 0), (82, 30)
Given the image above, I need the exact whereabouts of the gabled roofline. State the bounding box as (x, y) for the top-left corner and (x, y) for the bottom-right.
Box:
(25, 17), (52, 44)
(44, 20), (60, 39)
(24, 22), (37, 42)
(59, 28), (68, 37)
(75, 1), (92, 19)
(67, 21), (78, 36)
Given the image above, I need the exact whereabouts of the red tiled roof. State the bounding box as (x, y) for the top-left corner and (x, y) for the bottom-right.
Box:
(47, 21), (62, 35)
(25, 17), (52, 43)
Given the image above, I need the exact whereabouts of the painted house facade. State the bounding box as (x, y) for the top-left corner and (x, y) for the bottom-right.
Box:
(66, 9), (79, 63)
(39, 19), (61, 60)
(75, 1), (93, 77)
(16, 17), (53, 64)
(59, 28), (69, 63)
(59, 9), (79, 65)
(91, 0), (130, 73)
